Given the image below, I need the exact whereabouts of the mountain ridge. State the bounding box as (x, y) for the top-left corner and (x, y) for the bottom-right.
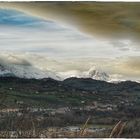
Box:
(0, 76), (139, 93)
(0, 62), (139, 84)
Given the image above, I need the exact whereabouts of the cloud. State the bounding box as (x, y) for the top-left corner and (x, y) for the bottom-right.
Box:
(1, 2), (140, 41)
(0, 5), (139, 81)
(110, 39), (131, 51)
(0, 52), (140, 81)
(0, 54), (31, 66)
(118, 56), (140, 76)
(0, 9), (133, 59)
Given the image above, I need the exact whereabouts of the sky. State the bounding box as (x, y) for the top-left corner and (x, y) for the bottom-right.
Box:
(0, 3), (140, 81)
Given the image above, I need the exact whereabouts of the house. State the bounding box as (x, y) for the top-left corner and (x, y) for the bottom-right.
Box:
(56, 107), (70, 114)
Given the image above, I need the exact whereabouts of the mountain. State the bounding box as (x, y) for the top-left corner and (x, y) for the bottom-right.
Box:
(58, 67), (110, 82)
(0, 63), (110, 82)
(0, 63), (138, 84)
(0, 76), (139, 109)
(0, 76), (139, 94)
(0, 64), (16, 77)
(87, 67), (110, 81)
(0, 63), (60, 80)
(63, 77), (140, 92)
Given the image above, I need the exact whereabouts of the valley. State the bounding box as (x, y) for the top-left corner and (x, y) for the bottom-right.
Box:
(0, 77), (140, 138)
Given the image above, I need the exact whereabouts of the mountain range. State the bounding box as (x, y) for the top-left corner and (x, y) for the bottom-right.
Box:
(0, 59), (140, 93)
(0, 62), (121, 82)
(0, 76), (140, 94)
(0, 61), (139, 84)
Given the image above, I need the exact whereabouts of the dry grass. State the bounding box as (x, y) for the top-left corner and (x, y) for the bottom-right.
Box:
(109, 120), (126, 138)
(79, 116), (91, 136)
(0, 103), (127, 138)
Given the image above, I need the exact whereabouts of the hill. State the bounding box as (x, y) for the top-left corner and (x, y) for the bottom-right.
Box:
(0, 76), (140, 138)
(0, 76), (139, 107)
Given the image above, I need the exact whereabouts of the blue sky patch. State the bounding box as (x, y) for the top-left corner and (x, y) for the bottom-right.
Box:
(0, 9), (60, 29)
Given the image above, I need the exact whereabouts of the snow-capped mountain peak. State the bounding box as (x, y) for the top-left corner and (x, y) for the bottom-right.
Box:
(87, 67), (110, 81)
(0, 62), (60, 80)
(0, 62), (124, 83)
(58, 66), (110, 81)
